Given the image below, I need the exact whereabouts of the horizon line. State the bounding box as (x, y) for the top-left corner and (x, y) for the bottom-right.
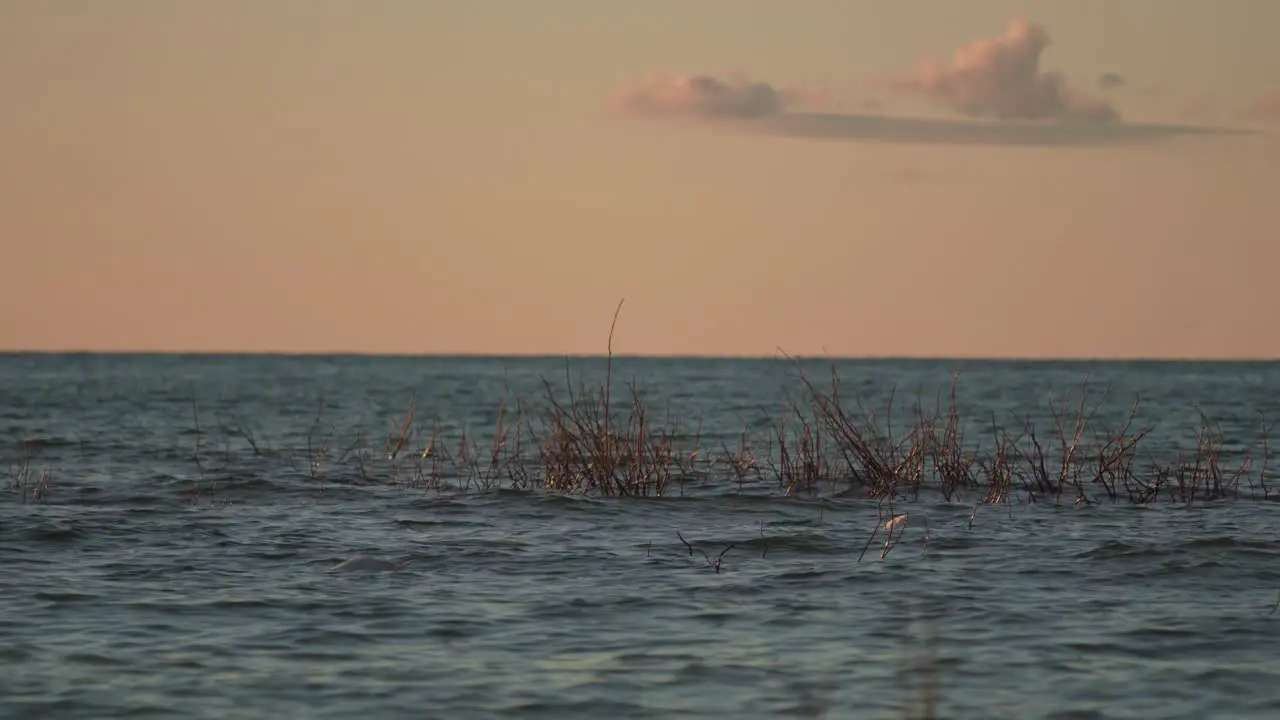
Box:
(1, 349), (1277, 364)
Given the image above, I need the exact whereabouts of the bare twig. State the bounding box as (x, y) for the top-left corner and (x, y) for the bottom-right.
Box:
(676, 530), (734, 574)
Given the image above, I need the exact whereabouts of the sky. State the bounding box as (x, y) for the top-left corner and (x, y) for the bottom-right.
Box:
(2, 0), (1278, 359)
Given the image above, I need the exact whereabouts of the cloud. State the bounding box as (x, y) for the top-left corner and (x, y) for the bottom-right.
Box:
(606, 18), (1249, 147)
(1098, 72), (1126, 90)
(1239, 90), (1280, 122)
(888, 18), (1118, 123)
(608, 73), (794, 119)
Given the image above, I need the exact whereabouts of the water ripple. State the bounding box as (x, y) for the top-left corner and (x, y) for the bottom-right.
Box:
(4, 356), (1280, 718)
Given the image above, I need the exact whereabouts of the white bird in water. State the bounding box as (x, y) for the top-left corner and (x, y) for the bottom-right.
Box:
(884, 514), (909, 531)
(328, 554), (410, 572)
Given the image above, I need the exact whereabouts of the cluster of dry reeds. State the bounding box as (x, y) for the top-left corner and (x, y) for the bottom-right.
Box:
(7, 438), (53, 504)
(293, 344), (1269, 508)
(767, 360), (1273, 507)
(11, 359), (1272, 510)
(7, 304), (1274, 509)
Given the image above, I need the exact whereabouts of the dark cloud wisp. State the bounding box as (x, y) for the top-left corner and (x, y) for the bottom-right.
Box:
(609, 73), (793, 120)
(745, 112), (1246, 148)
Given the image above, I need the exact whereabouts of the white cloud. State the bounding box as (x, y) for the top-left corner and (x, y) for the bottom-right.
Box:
(890, 18), (1118, 123)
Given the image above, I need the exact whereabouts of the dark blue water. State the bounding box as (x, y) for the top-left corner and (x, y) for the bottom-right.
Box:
(3, 354), (1279, 719)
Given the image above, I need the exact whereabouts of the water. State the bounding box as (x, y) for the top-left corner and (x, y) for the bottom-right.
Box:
(3, 354), (1280, 719)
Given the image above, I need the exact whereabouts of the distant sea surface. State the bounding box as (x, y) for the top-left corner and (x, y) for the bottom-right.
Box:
(2, 354), (1279, 719)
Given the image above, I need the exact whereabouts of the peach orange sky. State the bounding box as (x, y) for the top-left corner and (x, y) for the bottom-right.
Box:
(3, 1), (1279, 358)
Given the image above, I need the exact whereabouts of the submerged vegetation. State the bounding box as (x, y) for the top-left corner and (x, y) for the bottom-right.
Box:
(6, 306), (1276, 526)
(211, 308), (1273, 509)
(9, 361), (1275, 513)
(9, 439), (54, 505)
(8, 320), (1276, 514)
(171, 357), (1274, 513)
(48, 362), (1262, 510)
